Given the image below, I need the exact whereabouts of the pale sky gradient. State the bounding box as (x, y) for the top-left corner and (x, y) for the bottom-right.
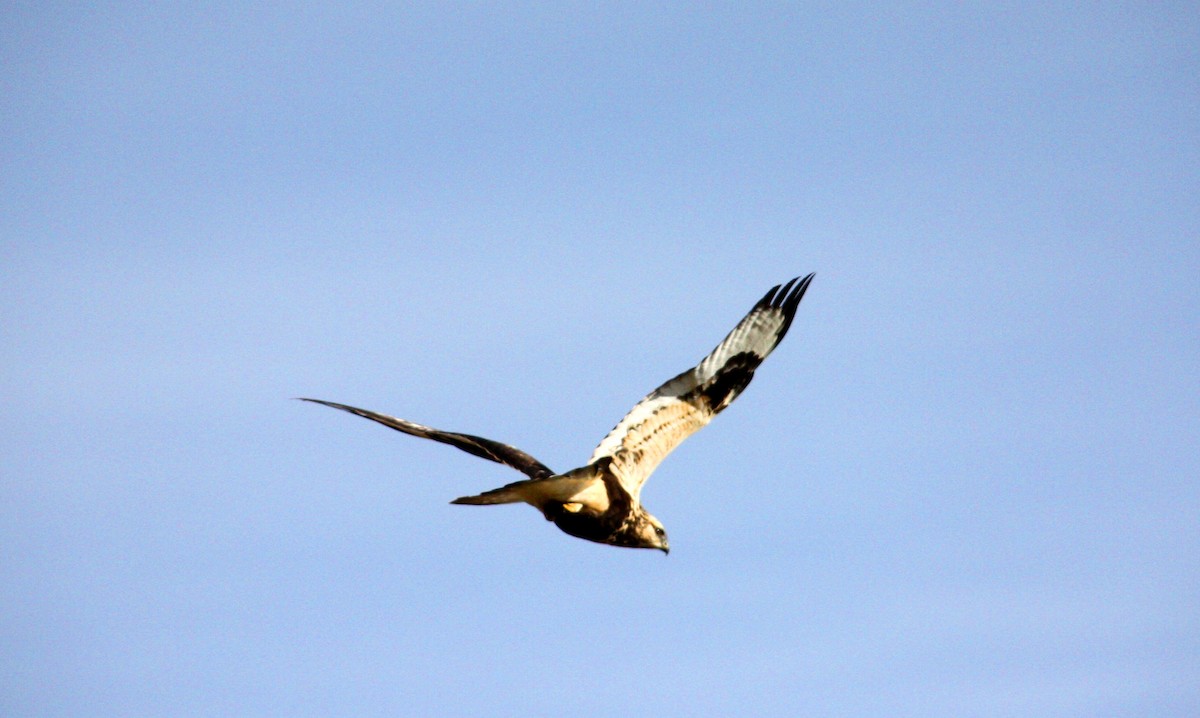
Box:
(3, 4), (1197, 716)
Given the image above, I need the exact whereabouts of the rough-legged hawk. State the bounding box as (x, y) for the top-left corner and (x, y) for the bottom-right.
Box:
(302, 273), (814, 553)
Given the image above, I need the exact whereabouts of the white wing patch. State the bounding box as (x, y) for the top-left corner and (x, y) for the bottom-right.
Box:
(597, 396), (711, 498)
(589, 274), (814, 499)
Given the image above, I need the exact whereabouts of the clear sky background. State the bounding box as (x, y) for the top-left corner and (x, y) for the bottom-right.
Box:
(3, 4), (1197, 716)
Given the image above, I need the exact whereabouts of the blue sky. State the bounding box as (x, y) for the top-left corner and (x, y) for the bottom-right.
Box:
(3, 3), (1197, 716)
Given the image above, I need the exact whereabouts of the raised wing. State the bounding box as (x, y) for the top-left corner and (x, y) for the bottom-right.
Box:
(588, 273), (814, 498)
(299, 398), (555, 480)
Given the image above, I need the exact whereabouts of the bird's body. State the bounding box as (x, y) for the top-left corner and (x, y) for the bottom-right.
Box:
(302, 273), (814, 553)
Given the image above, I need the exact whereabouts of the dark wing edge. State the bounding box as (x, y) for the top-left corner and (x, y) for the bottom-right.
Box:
(687, 272), (815, 408)
(588, 273), (814, 493)
(297, 398), (555, 480)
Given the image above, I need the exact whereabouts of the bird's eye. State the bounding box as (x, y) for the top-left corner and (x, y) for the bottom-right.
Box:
(654, 527), (665, 537)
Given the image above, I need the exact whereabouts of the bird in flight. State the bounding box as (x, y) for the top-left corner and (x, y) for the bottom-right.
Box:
(302, 273), (814, 554)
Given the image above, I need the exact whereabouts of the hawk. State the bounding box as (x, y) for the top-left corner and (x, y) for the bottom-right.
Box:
(302, 273), (814, 554)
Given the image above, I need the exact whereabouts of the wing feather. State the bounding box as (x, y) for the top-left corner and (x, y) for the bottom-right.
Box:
(589, 273), (814, 498)
(299, 398), (555, 480)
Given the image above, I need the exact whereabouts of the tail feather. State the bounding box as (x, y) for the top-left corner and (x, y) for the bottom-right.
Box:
(450, 468), (606, 509)
(451, 483), (530, 505)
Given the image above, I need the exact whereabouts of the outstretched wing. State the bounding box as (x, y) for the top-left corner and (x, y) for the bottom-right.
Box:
(299, 398), (555, 480)
(588, 273), (814, 499)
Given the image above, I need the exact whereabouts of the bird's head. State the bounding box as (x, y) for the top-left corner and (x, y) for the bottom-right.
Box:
(633, 510), (670, 555)
(604, 507), (670, 554)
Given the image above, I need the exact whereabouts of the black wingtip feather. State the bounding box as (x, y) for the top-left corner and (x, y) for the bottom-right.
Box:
(772, 272), (814, 340)
(297, 397), (342, 410)
(776, 275), (800, 300)
(784, 273), (814, 310)
(755, 273), (814, 310)
(756, 284), (779, 308)
(297, 397), (371, 418)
